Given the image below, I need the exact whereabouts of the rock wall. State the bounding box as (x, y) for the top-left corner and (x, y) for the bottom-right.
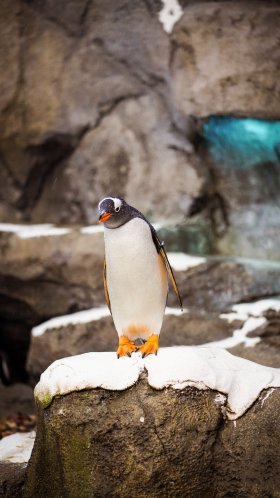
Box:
(1, 0), (280, 259)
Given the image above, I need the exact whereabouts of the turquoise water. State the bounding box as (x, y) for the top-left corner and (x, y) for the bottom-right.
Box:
(203, 117), (280, 169)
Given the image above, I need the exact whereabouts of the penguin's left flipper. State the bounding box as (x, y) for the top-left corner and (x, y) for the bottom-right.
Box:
(150, 226), (183, 311)
(103, 257), (111, 313)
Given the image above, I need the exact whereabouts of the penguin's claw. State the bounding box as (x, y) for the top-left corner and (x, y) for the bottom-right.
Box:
(117, 336), (137, 358)
(137, 335), (159, 358)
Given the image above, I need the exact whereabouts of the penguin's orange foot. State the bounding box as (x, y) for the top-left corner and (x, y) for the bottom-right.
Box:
(117, 336), (137, 358)
(137, 335), (159, 358)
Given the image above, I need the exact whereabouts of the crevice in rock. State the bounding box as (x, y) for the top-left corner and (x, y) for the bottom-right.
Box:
(0, 151), (22, 191)
(95, 93), (145, 130)
(0, 2), (26, 127)
(91, 36), (167, 93)
(79, 0), (92, 31)
(17, 128), (89, 215)
(22, 0), (81, 39)
(142, 0), (162, 17)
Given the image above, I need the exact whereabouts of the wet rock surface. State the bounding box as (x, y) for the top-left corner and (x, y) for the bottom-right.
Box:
(25, 380), (280, 498)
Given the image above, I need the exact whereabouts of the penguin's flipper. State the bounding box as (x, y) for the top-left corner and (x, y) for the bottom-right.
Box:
(103, 257), (111, 313)
(150, 226), (183, 311)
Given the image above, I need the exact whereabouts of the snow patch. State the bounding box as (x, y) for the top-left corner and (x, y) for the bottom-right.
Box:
(167, 252), (206, 272)
(35, 352), (144, 406)
(231, 298), (280, 320)
(0, 223), (71, 239)
(210, 298), (280, 350)
(32, 307), (110, 337)
(35, 347), (280, 420)
(80, 225), (104, 235)
(165, 306), (187, 316)
(159, 0), (183, 34)
(32, 306), (185, 337)
(0, 431), (35, 464)
(202, 316), (266, 349)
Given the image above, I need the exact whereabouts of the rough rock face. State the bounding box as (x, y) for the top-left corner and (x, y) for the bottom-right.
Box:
(25, 378), (280, 497)
(1, 0), (280, 234)
(0, 431), (35, 498)
(0, 462), (26, 498)
(0, 227), (104, 381)
(169, 257), (280, 312)
(26, 254), (280, 383)
(170, 2), (280, 119)
(0, 0), (202, 224)
(0, 384), (34, 418)
(26, 309), (237, 384)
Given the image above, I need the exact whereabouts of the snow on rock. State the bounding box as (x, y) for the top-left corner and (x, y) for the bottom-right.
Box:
(35, 347), (280, 420)
(35, 352), (144, 408)
(32, 307), (110, 337)
(0, 223), (71, 239)
(211, 297), (280, 349)
(0, 431), (36, 464)
(167, 252), (206, 271)
(228, 298), (280, 320)
(80, 225), (104, 235)
(202, 316), (265, 349)
(31, 306), (185, 337)
(159, 0), (183, 34)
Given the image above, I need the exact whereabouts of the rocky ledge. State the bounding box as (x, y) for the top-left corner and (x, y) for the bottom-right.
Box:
(25, 347), (280, 498)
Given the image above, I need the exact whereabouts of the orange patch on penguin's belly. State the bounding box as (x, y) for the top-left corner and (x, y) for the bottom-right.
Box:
(124, 324), (152, 341)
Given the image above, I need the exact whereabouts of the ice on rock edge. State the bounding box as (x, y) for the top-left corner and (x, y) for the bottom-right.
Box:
(34, 347), (280, 420)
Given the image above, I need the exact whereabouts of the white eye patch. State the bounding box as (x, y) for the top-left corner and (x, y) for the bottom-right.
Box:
(98, 197), (122, 211)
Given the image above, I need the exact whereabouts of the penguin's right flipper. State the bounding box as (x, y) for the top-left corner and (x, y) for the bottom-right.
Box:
(150, 225), (183, 311)
(103, 257), (111, 313)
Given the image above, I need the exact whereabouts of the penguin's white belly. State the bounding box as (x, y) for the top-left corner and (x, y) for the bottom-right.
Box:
(104, 218), (168, 339)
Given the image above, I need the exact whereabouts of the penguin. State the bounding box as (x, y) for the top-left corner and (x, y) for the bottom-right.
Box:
(98, 196), (182, 358)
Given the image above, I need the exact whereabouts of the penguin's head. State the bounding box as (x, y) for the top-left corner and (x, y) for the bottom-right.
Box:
(98, 196), (132, 228)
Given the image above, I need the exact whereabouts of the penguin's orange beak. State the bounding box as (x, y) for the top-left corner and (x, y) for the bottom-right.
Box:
(99, 212), (112, 223)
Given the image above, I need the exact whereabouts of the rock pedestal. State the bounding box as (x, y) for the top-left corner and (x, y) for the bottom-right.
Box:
(25, 348), (280, 498)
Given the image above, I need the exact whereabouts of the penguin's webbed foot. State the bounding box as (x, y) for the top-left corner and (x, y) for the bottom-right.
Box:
(137, 335), (159, 358)
(117, 336), (137, 358)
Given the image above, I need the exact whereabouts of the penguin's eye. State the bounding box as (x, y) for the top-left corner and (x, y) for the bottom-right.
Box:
(115, 206), (120, 213)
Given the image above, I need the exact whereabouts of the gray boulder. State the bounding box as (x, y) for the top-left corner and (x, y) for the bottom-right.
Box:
(25, 348), (280, 497)
(0, 226), (104, 381)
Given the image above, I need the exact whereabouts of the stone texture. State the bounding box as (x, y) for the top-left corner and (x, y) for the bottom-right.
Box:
(1, 0), (280, 229)
(0, 462), (26, 498)
(32, 94), (203, 224)
(170, 2), (280, 119)
(230, 309), (280, 368)
(0, 384), (35, 418)
(26, 311), (237, 384)
(25, 380), (280, 498)
(0, 228), (104, 381)
(25, 254), (280, 382)
(169, 257), (280, 311)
